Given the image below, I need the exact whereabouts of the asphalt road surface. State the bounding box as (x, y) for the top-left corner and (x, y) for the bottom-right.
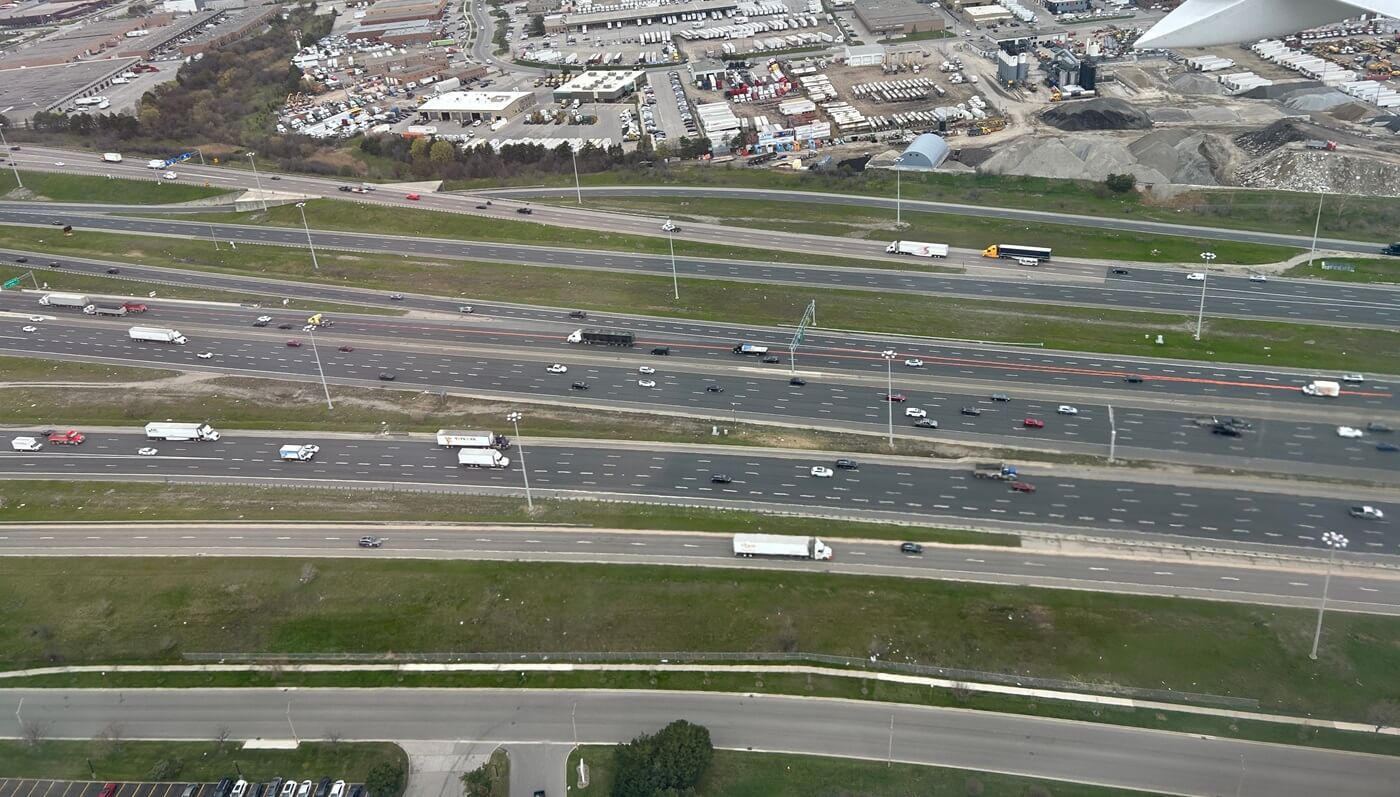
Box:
(4, 524), (1396, 615)
(0, 432), (1392, 551)
(5, 204), (1400, 329)
(4, 312), (1397, 479)
(4, 264), (1394, 417)
(3, 689), (1397, 797)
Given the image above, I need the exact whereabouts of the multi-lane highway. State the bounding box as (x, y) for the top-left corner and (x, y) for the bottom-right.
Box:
(0, 431), (1392, 551)
(4, 301), (1397, 479)
(5, 523), (1397, 614)
(5, 201), (1400, 328)
(3, 688), (1396, 797)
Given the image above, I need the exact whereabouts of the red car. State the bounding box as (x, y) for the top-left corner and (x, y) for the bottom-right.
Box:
(1010, 482), (1037, 493)
(286, 339), (302, 348)
(881, 393), (907, 402)
(338, 345), (355, 352)
(405, 193), (421, 201)
(46, 430), (85, 445)
(1023, 418), (1045, 429)
(98, 785), (117, 797)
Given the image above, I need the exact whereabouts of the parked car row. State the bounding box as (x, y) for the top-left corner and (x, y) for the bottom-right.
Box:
(205, 777), (360, 797)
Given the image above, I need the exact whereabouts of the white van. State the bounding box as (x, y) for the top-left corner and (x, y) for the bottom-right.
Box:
(1014, 256), (1040, 267)
(10, 437), (41, 452)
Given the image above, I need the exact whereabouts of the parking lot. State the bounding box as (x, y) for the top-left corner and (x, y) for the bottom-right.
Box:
(0, 781), (365, 797)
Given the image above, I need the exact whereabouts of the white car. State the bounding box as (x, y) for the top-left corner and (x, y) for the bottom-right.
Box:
(638, 366), (656, 375)
(1337, 426), (1364, 439)
(53, 161), (65, 166)
(1187, 272), (1206, 281)
(28, 315), (44, 322)
(661, 219), (677, 232)
(638, 379), (656, 388)
(1351, 505), (1385, 520)
(303, 324), (317, 331)
(1057, 405), (1079, 415)
(302, 444), (321, 454)
(21, 325), (37, 333)
(547, 364), (568, 374)
(257, 315), (273, 322)
(329, 782), (346, 797)
(162, 170), (178, 180)
(138, 447), (158, 456)
(904, 358), (924, 368)
(1248, 274), (1268, 283)
(1341, 373), (1365, 383)
(197, 351), (214, 359)
(904, 407), (927, 418)
(810, 466), (834, 478)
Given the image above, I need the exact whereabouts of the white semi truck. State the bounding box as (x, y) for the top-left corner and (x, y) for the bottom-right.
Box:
(39, 293), (91, 308)
(732, 533), (833, 560)
(145, 422), (221, 441)
(457, 449), (511, 468)
(279, 444), (318, 461)
(129, 326), (187, 344)
(1302, 380), (1341, 397)
(885, 240), (949, 258)
(435, 429), (510, 449)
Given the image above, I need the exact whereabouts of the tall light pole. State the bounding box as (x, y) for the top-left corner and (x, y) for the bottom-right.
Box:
(306, 326), (333, 410)
(1194, 251), (1216, 341)
(571, 145), (582, 205)
(881, 349), (897, 449)
(0, 124), (23, 190)
(895, 169), (902, 227)
(245, 151), (267, 210)
(295, 202), (320, 271)
(665, 221), (679, 301)
(1309, 531), (1348, 661)
(507, 411), (533, 510)
(1307, 189), (1324, 268)
(1107, 403), (1117, 463)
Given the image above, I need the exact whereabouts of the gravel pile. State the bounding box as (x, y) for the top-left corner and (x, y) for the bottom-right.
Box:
(1041, 97), (1154, 131)
(1168, 72), (1224, 96)
(977, 129), (1232, 185)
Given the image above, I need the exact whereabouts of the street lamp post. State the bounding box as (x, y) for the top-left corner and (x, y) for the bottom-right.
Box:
(666, 222), (679, 301)
(881, 349), (897, 449)
(895, 169), (902, 227)
(1194, 251), (1216, 341)
(245, 151), (267, 211)
(507, 411), (533, 511)
(295, 202), (320, 271)
(1309, 531), (1348, 660)
(0, 124), (23, 190)
(306, 326), (333, 410)
(1307, 189), (1324, 267)
(1107, 404), (1117, 463)
(571, 145), (582, 205)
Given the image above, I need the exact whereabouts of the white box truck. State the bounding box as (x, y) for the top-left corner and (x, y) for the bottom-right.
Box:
(1302, 380), (1341, 397)
(10, 436), (42, 452)
(436, 430), (510, 449)
(129, 326), (187, 344)
(886, 240), (949, 258)
(457, 449), (510, 468)
(146, 159), (166, 169)
(102, 153), (123, 163)
(279, 444), (318, 461)
(145, 422), (221, 441)
(39, 293), (91, 308)
(732, 533), (833, 560)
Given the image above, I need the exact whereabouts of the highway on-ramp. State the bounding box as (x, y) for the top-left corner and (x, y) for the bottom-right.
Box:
(2, 688), (1396, 797)
(3, 523), (1396, 615)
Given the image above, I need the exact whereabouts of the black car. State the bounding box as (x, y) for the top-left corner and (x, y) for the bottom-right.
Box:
(705, 385), (724, 393)
(1220, 417), (1252, 429)
(1212, 425), (1243, 437)
(476, 204), (488, 209)
(961, 407), (983, 416)
(180, 785), (199, 797)
(252, 320), (269, 327)
(278, 323), (294, 329)
(900, 542), (923, 554)
(835, 458), (859, 470)
(991, 393), (1011, 402)
(1367, 422), (1393, 433)
(569, 310), (588, 319)
(789, 377), (806, 386)
(378, 372), (396, 381)
(914, 418), (938, 428)
(1124, 375), (1144, 384)
(571, 381), (589, 390)
(212, 779), (233, 797)
(1378, 442), (1398, 452)
(267, 779), (283, 797)
(50, 220), (63, 226)
(252, 784), (267, 797)
(47, 260), (60, 268)
(14, 256), (27, 263)
(651, 346), (670, 355)
(316, 778), (332, 797)
(347, 787), (363, 797)
(761, 355), (780, 364)
(106, 267), (119, 274)
(710, 474), (732, 484)
(338, 186), (354, 192)
(516, 207), (533, 214)
(1110, 268), (1131, 275)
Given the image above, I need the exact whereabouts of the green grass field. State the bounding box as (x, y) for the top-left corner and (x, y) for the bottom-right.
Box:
(1284, 256), (1400, 283)
(0, 170), (229, 204)
(569, 746), (1165, 797)
(0, 355), (176, 383)
(0, 481), (1009, 546)
(1, 558), (1397, 721)
(0, 740), (406, 790)
(541, 196), (1300, 265)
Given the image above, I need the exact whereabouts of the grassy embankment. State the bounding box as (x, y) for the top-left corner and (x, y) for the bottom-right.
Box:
(0, 170), (229, 204)
(1284, 256), (1400, 284)
(1, 227), (1394, 374)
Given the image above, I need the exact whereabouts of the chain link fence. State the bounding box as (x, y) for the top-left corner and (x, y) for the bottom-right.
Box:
(183, 650), (1258, 709)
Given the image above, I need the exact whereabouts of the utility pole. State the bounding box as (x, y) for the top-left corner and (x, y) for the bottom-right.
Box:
(1195, 251), (1216, 341)
(881, 349), (897, 448)
(1308, 189), (1324, 267)
(1309, 531), (1348, 660)
(507, 412), (533, 510)
(246, 151), (267, 211)
(666, 223), (679, 301)
(295, 202), (321, 271)
(1107, 404), (1117, 463)
(307, 326), (333, 410)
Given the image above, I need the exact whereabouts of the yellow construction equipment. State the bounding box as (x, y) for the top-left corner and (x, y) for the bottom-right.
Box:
(1049, 87), (1063, 102)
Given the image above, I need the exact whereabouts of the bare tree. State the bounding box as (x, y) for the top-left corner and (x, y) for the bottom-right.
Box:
(323, 729), (343, 746)
(21, 719), (48, 749)
(95, 720), (127, 755)
(214, 724), (232, 750)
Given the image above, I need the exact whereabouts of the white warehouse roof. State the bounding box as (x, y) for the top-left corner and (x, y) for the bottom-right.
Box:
(1136, 0), (1400, 49)
(417, 91), (534, 113)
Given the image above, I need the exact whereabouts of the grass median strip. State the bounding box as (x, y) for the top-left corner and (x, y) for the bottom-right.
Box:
(0, 558), (1396, 723)
(0, 740), (407, 789)
(1284, 256), (1400, 284)
(0, 354), (176, 383)
(0, 170), (229, 204)
(161, 199), (911, 270)
(568, 745), (1169, 797)
(0, 481), (1008, 546)
(3, 227), (1393, 373)
(538, 195), (1299, 266)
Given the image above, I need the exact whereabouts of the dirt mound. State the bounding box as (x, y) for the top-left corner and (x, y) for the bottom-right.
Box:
(976, 129), (1234, 185)
(1236, 149), (1400, 196)
(1041, 97), (1154, 131)
(1234, 119), (1309, 155)
(1168, 72), (1224, 96)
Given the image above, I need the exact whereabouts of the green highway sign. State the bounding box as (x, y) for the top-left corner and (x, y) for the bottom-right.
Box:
(2, 277), (23, 289)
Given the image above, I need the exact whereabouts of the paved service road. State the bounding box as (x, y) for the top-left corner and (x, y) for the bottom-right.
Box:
(3, 689), (1397, 797)
(0, 431), (1392, 551)
(4, 524), (1396, 614)
(5, 205), (1400, 328)
(4, 314), (1397, 479)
